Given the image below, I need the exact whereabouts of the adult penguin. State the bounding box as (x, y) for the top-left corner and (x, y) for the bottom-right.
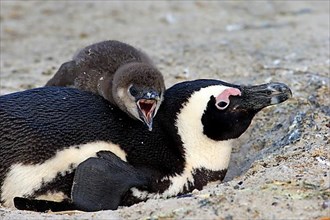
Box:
(0, 79), (292, 212)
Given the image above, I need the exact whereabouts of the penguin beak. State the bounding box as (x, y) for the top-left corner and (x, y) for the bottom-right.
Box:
(229, 82), (292, 111)
(136, 91), (160, 131)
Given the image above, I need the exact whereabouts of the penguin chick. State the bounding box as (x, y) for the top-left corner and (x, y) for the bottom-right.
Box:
(46, 40), (165, 131)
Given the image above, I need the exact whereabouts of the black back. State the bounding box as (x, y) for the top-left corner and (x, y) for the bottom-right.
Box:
(0, 87), (177, 182)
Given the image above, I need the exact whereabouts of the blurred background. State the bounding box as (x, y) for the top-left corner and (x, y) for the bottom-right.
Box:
(1, 1), (329, 219)
(1, 1), (328, 93)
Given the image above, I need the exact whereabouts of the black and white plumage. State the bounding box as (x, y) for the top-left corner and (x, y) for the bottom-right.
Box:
(46, 40), (165, 130)
(0, 79), (292, 212)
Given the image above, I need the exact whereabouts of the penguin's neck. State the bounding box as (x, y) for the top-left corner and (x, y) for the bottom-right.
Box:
(175, 85), (234, 172)
(100, 74), (139, 121)
(155, 85), (234, 197)
(98, 75), (115, 104)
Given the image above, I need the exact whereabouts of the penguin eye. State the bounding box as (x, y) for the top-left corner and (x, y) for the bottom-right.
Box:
(216, 101), (229, 110)
(129, 86), (138, 97)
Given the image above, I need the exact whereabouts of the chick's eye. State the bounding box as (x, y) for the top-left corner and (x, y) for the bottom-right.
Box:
(129, 86), (138, 97)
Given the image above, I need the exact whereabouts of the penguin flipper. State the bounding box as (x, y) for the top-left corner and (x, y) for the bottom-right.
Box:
(45, 60), (77, 86)
(14, 197), (75, 212)
(72, 151), (149, 212)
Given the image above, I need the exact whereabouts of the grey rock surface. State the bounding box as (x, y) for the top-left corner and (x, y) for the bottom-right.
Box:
(0, 1), (329, 219)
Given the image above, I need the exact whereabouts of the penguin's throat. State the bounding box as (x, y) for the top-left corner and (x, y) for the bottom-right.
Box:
(137, 99), (157, 125)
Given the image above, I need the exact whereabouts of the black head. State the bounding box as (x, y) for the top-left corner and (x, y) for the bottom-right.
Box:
(201, 82), (292, 140)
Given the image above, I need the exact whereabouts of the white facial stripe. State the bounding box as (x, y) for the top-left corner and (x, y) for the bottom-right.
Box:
(1, 141), (126, 208)
(176, 85), (233, 170)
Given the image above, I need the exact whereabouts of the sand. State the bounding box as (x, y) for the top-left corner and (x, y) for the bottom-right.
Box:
(0, 1), (329, 219)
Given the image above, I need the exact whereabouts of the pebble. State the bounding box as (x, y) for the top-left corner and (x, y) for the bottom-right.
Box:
(225, 215), (233, 220)
(161, 13), (176, 24)
(198, 199), (211, 207)
(322, 200), (330, 209)
(226, 24), (244, 32)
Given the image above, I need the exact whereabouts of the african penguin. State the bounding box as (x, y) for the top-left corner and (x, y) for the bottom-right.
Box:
(0, 79), (292, 212)
(46, 40), (165, 131)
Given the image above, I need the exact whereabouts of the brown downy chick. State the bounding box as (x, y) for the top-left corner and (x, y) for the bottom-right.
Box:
(46, 40), (165, 131)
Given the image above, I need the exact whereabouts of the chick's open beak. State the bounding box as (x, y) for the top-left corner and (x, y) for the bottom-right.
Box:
(136, 91), (160, 131)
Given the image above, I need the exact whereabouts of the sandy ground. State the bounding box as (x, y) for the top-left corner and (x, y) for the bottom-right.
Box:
(0, 1), (329, 219)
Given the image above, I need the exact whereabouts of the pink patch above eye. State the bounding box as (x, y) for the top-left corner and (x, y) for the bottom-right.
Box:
(215, 88), (241, 109)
